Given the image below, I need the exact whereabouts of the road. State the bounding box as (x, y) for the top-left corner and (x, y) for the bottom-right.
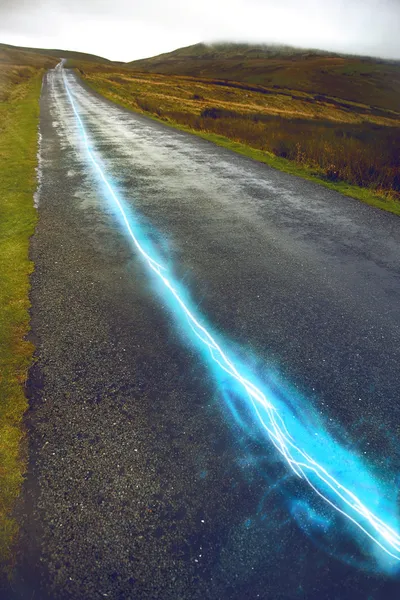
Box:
(9, 64), (400, 599)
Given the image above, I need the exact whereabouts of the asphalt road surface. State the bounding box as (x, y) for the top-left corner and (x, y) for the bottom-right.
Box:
(8, 65), (400, 599)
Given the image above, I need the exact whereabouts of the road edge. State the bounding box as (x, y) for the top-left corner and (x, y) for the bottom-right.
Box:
(75, 71), (400, 217)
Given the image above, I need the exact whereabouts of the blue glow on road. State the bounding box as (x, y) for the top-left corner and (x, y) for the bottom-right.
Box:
(62, 69), (400, 569)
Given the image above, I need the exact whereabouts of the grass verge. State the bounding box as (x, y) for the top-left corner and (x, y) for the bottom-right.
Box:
(0, 69), (43, 574)
(181, 131), (400, 216)
(81, 73), (400, 216)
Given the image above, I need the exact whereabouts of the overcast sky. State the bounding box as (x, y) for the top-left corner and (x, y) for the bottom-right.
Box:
(0, 0), (399, 61)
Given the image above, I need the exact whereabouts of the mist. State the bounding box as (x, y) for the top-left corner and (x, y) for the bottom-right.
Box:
(0, 0), (399, 62)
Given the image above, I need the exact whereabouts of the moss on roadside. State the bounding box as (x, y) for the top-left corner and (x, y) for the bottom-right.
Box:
(0, 70), (43, 574)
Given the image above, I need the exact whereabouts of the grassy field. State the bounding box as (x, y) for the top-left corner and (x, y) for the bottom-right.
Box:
(0, 52), (56, 573)
(0, 44), (57, 69)
(73, 61), (400, 214)
(0, 42), (113, 65)
(128, 43), (400, 113)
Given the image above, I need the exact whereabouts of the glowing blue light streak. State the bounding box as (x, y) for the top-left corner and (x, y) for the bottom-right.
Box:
(62, 69), (400, 564)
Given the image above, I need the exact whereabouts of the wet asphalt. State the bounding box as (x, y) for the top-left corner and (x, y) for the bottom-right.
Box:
(5, 66), (400, 599)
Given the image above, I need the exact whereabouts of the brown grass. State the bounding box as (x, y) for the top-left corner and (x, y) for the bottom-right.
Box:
(74, 64), (400, 202)
(127, 43), (400, 113)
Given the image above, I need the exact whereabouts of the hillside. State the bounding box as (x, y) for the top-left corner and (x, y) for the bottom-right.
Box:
(3, 40), (400, 112)
(0, 44), (59, 102)
(0, 42), (111, 65)
(128, 42), (400, 112)
(0, 43), (59, 69)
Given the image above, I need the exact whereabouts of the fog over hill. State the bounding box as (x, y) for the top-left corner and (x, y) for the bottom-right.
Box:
(2, 39), (400, 113)
(126, 42), (400, 112)
(0, 0), (399, 62)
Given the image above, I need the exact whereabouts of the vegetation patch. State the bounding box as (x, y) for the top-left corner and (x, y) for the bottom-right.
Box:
(0, 55), (55, 574)
(127, 42), (400, 113)
(74, 64), (400, 214)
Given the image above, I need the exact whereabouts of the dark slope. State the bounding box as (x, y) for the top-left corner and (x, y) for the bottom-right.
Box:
(0, 42), (111, 65)
(128, 42), (400, 111)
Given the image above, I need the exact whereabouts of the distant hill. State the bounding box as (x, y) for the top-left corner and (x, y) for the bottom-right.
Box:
(0, 42), (111, 65)
(2, 40), (400, 112)
(129, 41), (333, 66)
(0, 43), (58, 68)
(128, 42), (400, 112)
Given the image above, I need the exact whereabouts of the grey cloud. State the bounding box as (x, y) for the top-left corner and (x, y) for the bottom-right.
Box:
(0, 0), (399, 60)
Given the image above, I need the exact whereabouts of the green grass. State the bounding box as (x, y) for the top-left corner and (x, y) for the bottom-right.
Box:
(81, 73), (400, 216)
(0, 68), (43, 574)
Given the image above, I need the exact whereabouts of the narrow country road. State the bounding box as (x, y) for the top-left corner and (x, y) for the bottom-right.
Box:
(10, 64), (400, 599)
